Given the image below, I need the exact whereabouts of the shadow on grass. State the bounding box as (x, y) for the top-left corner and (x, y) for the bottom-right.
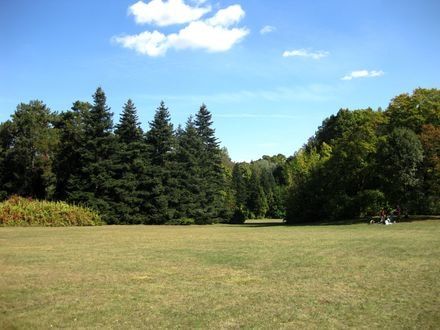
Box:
(285, 216), (439, 227)
(224, 219), (286, 228)
(226, 216), (439, 228)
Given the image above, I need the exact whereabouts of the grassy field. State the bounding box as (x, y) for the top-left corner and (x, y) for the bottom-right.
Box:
(1, 220), (439, 329)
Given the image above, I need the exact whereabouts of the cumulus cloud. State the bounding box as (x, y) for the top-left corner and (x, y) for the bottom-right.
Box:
(129, 0), (211, 26)
(282, 49), (329, 59)
(260, 25), (275, 35)
(113, 31), (168, 57)
(341, 70), (384, 80)
(168, 20), (248, 52)
(206, 5), (245, 27)
(114, 2), (249, 56)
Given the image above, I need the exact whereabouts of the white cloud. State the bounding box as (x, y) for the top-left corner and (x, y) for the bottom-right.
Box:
(115, 4), (249, 56)
(206, 4), (245, 27)
(112, 31), (168, 57)
(129, 0), (211, 26)
(283, 48), (329, 59)
(341, 70), (384, 80)
(260, 25), (275, 35)
(168, 20), (249, 52)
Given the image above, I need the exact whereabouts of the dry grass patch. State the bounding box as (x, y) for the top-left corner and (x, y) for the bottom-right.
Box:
(1, 221), (439, 328)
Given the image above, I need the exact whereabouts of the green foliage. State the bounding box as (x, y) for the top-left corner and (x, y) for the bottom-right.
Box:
(0, 195), (103, 226)
(0, 101), (59, 199)
(112, 99), (149, 224)
(231, 207), (247, 224)
(115, 99), (143, 144)
(165, 217), (195, 225)
(419, 124), (440, 213)
(286, 88), (439, 224)
(145, 101), (177, 224)
(376, 127), (424, 208)
(194, 104), (229, 223)
(355, 189), (387, 217)
(53, 101), (91, 200)
(386, 88), (440, 133)
(174, 117), (204, 220)
(1, 87), (438, 225)
(65, 88), (118, 224)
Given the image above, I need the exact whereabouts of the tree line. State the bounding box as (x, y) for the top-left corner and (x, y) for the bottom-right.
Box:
(0, 88), (233, 224)
(0, 87), (438, 224)
(285, 88), (439, 223)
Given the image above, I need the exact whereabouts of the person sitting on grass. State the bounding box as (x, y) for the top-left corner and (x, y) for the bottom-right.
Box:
(380, 208), (386, 224)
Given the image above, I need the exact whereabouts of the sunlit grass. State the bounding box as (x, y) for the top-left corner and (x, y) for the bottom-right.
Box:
(1, 220), (439, 328)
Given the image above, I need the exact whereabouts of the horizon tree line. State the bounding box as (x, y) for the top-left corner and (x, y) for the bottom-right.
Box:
(0, 87), (438, 224)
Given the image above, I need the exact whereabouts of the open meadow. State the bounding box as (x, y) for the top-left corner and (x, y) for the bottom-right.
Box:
(1, 220), (439, 329)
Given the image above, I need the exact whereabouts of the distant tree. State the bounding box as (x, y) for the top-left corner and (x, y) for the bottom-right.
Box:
(145, 101), (177, 224)
(66, 88), (118, 223)
(232, 163), (250, 209)
(376, 127), (424, 211)
(247, 168), (268, 218)
(285, 145), (331, 223)
(386, 88), (440, 133)
(174, 116), (204, 220)
(54, 101), (91, 200)
(0, 121), (15, 200)
(113, 99), (149, 224)
(417, 124), (439, 213)
(115, 99), (143, 144)
(195, 104), (228, 223)
(0, 101), (58, 199)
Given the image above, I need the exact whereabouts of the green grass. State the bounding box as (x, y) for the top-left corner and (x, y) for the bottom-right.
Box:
(1, 220), (439, 328)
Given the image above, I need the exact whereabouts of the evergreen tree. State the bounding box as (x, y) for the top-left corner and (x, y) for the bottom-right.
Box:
(113, 99), (149, 224)
(145, 101), (176, 224)
(67, 88), (117, 223)
(54, 101), (91, 200)
(232, 163), (250, 212)
(247, 168), (268, 218)
(0, 121), (15, 200)
(115, 99), (143, 144)
(174, 116), (204, 219)
(195, 104), (228, 223)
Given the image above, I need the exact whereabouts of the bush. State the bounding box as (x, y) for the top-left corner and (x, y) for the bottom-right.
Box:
(0, 195), (103, 226)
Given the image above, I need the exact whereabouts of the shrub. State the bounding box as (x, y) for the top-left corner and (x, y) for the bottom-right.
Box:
(0, 195), (103, 226)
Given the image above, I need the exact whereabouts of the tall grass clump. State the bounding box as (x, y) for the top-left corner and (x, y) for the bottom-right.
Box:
(0, 196), (103, 226)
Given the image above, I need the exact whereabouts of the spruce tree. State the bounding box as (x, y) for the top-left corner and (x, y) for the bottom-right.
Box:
(145, 101), (177, 223)
(54, 101), (91, 200)
(115, 99), (143, 144)
(194, 104), (228, 223)
(174, 116), (204, 219)
(67, 88), (117, 223)
(113, 99), (149, 224)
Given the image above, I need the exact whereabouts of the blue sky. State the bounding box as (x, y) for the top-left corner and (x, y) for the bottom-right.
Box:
(1, 0), (439, 161)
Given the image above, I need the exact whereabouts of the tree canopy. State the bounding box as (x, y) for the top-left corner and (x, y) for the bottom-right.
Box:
(0, 87), (438, 224)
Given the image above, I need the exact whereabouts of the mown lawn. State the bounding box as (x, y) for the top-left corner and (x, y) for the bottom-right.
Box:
(1, 220), (439, 328)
